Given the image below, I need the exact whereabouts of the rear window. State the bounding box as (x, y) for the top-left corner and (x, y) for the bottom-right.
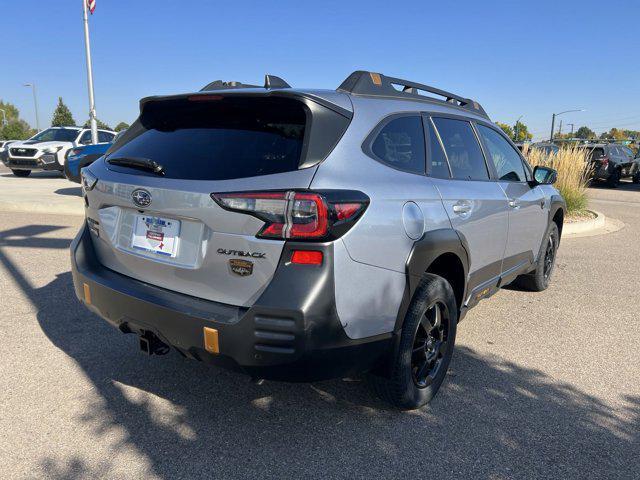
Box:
(107, 97), (309, 180)
(580, 147), (605, 161)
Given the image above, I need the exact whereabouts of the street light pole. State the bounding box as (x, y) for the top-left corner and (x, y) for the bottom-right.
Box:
(82, 0), (98, 144)
(23, 83), (41, 132)
(550, 109), (585, 142)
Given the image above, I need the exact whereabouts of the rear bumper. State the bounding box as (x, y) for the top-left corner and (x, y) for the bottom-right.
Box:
(592, 170), (610, 180)
(65, 154), (103, 183)
(70, 223), (392, 381)
(64, 159), (81, 183)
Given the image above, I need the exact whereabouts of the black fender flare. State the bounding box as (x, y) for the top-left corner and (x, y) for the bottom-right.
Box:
(549, 194), (566, 240)
(394, 228), (469, 333)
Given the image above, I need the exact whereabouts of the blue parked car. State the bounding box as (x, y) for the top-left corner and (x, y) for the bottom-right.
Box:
(64, 132), (122, 183)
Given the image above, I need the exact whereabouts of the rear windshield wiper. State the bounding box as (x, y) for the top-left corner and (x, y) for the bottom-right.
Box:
(107, 156), (165, 175)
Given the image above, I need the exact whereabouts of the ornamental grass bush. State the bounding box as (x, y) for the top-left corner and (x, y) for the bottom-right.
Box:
(525, 144), (591, 215)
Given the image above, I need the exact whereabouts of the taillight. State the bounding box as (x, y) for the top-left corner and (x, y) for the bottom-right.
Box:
(601, 157), (609, 169)
(211, 190), (368, 241)
(67, 148), (81, 159)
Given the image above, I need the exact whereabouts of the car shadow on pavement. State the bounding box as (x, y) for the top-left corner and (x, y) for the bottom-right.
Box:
(54, 187), (82, 197)
(588, 180), (640, 192)
(1, 225), (638, 479)
(0, 171), (63, 179)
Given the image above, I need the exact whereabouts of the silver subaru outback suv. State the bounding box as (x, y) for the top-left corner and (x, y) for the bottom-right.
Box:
(71, 71), (565, 409)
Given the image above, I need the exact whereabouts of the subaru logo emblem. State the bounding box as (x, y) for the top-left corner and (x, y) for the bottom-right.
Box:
(131, 189), (152, 208)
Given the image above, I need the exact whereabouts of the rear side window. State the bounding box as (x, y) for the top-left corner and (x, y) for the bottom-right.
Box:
(107, 97), (309, 180)
(432, 118), (489, 180)
(370, 116), (425, 174)
(477, 125), (527, 182)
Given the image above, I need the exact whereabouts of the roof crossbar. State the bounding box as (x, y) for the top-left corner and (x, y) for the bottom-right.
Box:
(200, 74), (291, 92)
(337, 71), (488, 117)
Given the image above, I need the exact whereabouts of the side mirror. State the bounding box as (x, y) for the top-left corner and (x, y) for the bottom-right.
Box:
(531, 166), (557, 186)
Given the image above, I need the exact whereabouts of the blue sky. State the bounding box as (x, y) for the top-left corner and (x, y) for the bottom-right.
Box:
(1, 0), (639, 140)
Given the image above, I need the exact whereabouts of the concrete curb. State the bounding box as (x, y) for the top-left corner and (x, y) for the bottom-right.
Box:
(564, 210), (606, 236)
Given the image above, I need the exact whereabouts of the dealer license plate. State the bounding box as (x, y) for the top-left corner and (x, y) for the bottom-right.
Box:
(131, 215), (181, 257)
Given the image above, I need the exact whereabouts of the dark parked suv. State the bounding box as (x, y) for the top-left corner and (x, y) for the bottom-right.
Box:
(580, 143), (640, 187)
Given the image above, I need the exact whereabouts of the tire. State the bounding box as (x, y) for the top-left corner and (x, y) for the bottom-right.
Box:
(606, 169), (621, 188)
(372, 273), (457, 410)
(633, 172), (640, 185)
(513, 222), (559, 292)
(11, 169), (31, 177)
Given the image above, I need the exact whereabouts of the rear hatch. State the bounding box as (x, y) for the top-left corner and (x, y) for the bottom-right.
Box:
(83, 92), (352, 307)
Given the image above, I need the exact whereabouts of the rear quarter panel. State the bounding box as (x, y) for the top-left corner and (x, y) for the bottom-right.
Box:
(311, 97), (453, 273)
(311, 98), (457, 339)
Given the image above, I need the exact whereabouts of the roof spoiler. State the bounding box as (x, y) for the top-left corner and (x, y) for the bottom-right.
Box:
(337, 70), (488, 118)
(200, 74), (291, 92)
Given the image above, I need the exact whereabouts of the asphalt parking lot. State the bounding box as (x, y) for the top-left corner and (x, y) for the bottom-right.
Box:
(0, 167), (638, 479)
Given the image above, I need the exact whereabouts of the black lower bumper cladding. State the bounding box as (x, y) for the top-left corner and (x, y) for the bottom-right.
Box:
(5, 157), (62, 171)
(70, 223), (391, 381)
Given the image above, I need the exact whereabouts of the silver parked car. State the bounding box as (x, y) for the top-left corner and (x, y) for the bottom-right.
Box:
(71, 71), (565, 409)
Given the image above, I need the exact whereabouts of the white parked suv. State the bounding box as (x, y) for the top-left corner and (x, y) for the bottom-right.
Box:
(3, 126), (116, 177)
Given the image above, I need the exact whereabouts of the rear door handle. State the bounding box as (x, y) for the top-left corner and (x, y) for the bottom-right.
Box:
(452, 201), (472, 215)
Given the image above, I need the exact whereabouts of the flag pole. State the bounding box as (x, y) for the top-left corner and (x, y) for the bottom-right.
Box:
(82, 0), (98, 144)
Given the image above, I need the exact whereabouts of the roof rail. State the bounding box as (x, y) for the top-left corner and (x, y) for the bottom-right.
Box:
(200, 74), (291, 92)
(337, 71), (488, 117)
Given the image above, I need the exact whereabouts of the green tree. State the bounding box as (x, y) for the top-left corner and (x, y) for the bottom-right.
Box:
(496, 122), (514, 139)
(114, 121), (130, 132)
(553, 130), (571, 140)
(607, 128), (627, 141)
(513, 121), (533, 142)
(83, 118), (111, 130)
(51, 97), (76, 127)
(0, 100), (20, 124)
(0, 101), (35, 140)
(575, 126), (595, 139)
(1, 120), (35, 140)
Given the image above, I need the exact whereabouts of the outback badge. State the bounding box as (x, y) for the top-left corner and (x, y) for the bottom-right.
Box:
(229, 259), (253, 277)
